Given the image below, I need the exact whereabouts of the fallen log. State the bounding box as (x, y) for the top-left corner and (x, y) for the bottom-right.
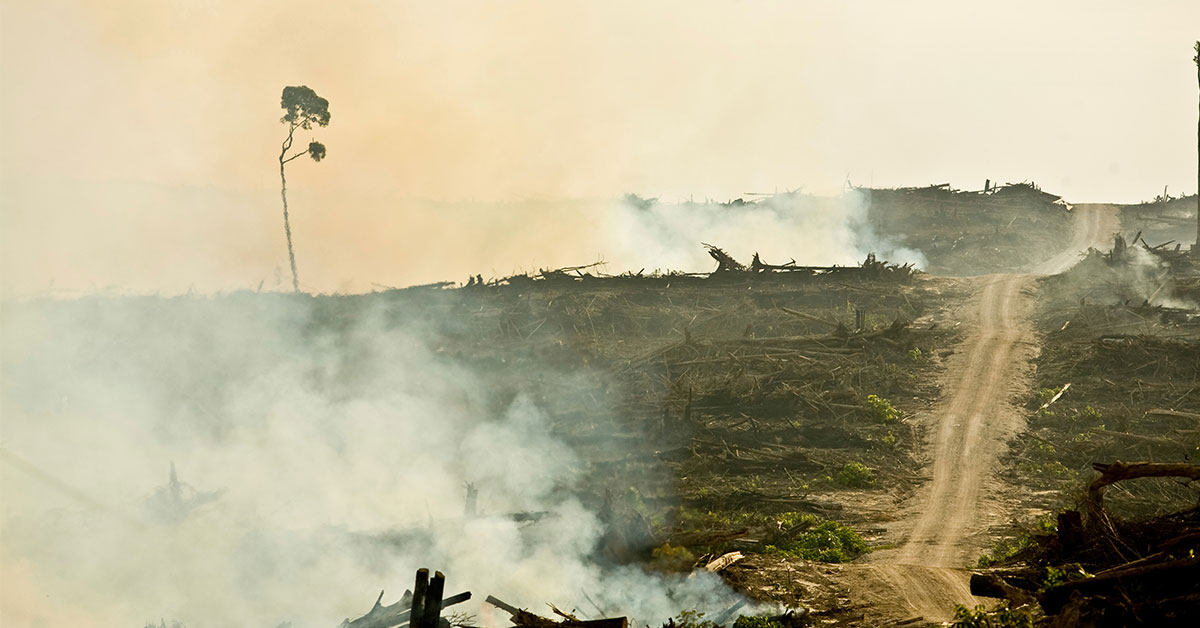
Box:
(703, 244), (747, 273)
(967, 462), (1200, 623)
(1088, 461), (1200, 495)
(485, 595), (628, 628)
(342, 591), (412, 628)
(969, 573), (1037, 607)
(750, 253), (804, 273)
(1086, 461), (1200, 528)
(342, 588), (471, 628)
(703, 551), (744, 573)
(1146, 409), (1200, 421)
(1040, 556), (1200, 614)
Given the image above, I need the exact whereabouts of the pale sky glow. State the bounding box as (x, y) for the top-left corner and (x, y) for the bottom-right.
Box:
(2, 1), (1198, 294)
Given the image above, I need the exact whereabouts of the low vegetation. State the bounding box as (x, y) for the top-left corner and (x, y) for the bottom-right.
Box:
(949, 604), (1034, 628)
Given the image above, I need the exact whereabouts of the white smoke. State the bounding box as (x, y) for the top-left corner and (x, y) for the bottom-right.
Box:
(0, 295), (755, 628)
(605, 189), (927, 274)
(1124, 245), (1198, 310)
(1, 183), (926, 298)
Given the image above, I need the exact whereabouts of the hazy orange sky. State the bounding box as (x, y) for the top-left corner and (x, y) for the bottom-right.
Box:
(2, 1), (1198, 294)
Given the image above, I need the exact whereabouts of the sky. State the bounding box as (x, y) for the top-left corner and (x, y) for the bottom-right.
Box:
(1, 0), (1198, 295)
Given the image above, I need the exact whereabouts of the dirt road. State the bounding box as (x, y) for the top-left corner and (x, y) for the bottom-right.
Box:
(1031, 204), (1120, 275)
(838, 205), (1117, 624)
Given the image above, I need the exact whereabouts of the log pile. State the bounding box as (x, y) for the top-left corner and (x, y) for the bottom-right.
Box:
(340, 569), (471, 628)
(462, 246), (917, 290)
(1040, 233), (1200, 337)
(860, 180), (1067, 210)
(485, 595), (628, 628)
(1107, 231), (1197, 274)
(340, 570), (635, 628)
(970, 461), (1200, 627)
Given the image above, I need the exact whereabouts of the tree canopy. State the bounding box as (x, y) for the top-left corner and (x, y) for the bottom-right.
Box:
(280, 85), (331, 130)
(306, 140), (326, 162)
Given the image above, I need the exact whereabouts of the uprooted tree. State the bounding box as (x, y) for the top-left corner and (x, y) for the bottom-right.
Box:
(278, 85), (330, 292)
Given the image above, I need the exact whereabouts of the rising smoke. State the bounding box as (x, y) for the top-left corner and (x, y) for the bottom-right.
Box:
(1067, 236), (1200, 310)
(608, 189), (927, 274)
(0, 182), (925, 298)
(0, 293), (757, 628)
(0, 182), (921, 628)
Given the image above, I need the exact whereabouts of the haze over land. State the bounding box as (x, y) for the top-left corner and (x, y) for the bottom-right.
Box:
(4, 4), (1200, 627)
(2, 0), (1198, 295)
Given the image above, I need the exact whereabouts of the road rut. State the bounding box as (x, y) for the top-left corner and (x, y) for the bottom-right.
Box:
(839, 205), (1117, 624)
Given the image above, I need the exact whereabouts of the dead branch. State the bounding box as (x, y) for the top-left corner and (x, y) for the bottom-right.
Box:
(1086, 461), (1200, 523)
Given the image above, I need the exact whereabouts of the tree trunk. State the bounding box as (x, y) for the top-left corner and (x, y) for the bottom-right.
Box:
(280, 160), (299, 292)
(279, 124), (300, 292)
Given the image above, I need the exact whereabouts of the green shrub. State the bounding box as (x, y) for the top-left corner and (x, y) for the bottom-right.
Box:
(762, 517), (867, 563)
(775, 511), (818, 529)
(866, 394), (900, 423)
(732, 616), (782, 628)
(977, 516), (1056, 567)
(950, 604), (1033, 628)
(977, 534), (1034, 567)
(977, 534), (1033, 567)
(1042, 565), (1067, 589)
(670, 610), (717, 628)
(1034, 388), (1058, 405)
(836, 461), (876, 488)
(650, 543), (696, 572)
(674, 510), (867, 564)
(1041, 564), (1090, 590)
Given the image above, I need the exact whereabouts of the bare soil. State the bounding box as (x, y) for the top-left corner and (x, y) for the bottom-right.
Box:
(818, 205), (1119, 626)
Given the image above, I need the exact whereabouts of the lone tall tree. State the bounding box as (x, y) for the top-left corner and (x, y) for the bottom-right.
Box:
(278, 85), (330, 292)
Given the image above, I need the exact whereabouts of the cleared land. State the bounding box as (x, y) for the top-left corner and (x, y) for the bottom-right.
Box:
(10, 191), (1187, 627)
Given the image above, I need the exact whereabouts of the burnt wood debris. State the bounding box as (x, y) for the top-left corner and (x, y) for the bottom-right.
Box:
(339, 569), (635, 628)
(969, 461), (1200, 627)
(338, 569), (805, 628)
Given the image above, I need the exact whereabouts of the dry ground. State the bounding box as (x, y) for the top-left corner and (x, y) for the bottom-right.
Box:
(821, 205), (1118, 626)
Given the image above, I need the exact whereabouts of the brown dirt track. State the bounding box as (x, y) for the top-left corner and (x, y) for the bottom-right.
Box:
(836, 205), (1118, 625)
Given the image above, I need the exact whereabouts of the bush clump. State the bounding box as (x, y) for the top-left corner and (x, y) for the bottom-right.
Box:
(762, 513), (867, 562)
(649, 542), (697, 572)
(867, 394), (900, 423)
(950, 604), (1033, 628)
(977, 516), (1056, 567)
(668, 610), (717, 628)
(732, 615), (783, 628)
(836, 461), (876, 488)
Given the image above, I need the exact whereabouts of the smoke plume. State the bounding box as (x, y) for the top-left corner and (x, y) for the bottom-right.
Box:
(1, 294), (757, 628)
